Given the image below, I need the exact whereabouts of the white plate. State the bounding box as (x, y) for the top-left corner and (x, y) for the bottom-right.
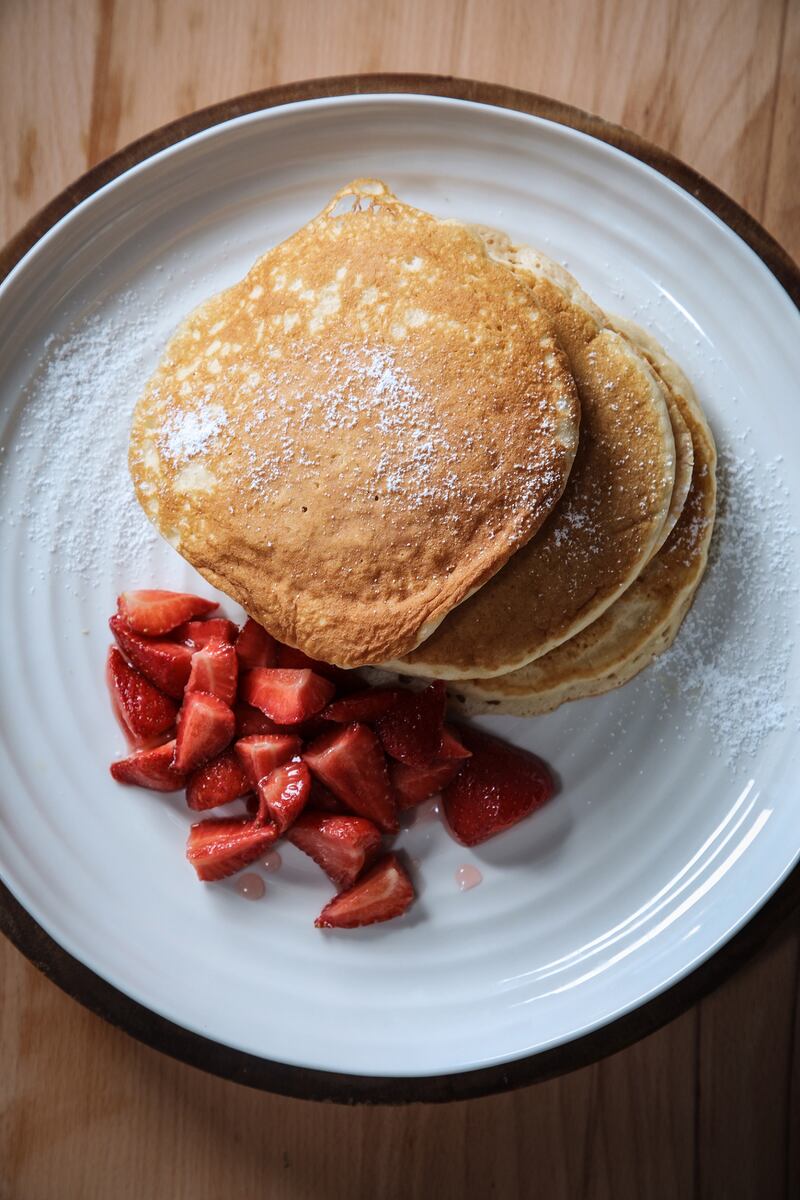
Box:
(1, 94), (799, 1084)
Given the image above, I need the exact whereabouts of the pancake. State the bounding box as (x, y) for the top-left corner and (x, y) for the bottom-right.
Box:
(449, 320), (716, 715)
(390, 232), (676, 679)
(129, 180), (580, 668)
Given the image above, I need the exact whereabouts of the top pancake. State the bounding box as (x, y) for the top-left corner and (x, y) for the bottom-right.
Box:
(129, 180), (580, 667)
(392, 231), (676, 679)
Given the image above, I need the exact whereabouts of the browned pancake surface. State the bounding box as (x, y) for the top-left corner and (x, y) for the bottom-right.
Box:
(130, 181), (580, 666)
(394, 235), (675, 678)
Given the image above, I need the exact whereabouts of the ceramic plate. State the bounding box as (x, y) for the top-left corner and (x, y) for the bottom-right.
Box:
(1, 90), (799, 1093)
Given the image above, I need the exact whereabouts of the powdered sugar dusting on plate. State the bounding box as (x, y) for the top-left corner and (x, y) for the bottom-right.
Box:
(649, 434), (799, 764)
(0, 298), (162, 581)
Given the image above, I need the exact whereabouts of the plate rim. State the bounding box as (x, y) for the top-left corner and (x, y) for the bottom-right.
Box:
(2, 72), (799, 1105)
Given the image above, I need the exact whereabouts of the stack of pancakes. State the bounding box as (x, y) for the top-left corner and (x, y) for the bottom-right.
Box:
(130, 180), (716, 718)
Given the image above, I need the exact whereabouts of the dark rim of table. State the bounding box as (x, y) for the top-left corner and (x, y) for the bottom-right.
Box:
(1, 73), (798, 1106)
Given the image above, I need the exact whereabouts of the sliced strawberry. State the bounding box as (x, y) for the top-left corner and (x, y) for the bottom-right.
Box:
(303, 723), (398, 832)
(106, 647), (177, 743)
(235, 618), (277, 668)
(242, 668), (335, 725)
(275, 643), (355, 689)
(175, 618), (238, 648)
(185, 640), (238, 706)
(322, 687), (403, 724)
(234, 733), (302, 788)
(256, 759), (311, 834)
(174, 691), (235, 773)
(309, 779), (347, 814)
(109, 614), (193, 699)
(390, 758), (465, 809)
(442, 726), (554, 846)
(118, 589), (217, 636)
(440, 725), (472, 759)
(287, 812), (382, 890)
(233, 702), (282, 738)
(375, 680), (447, 765)
(110, 739), (185, 792)
(186, 749), (251, 811)
(315, 854), (414, 928)
(186, 816), (277, 881)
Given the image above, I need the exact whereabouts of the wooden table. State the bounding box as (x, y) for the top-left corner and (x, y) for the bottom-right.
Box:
(1, 2), (798, 1196)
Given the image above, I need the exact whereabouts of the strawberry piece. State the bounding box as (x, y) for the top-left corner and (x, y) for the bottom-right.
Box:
(390, 758), (465, 809)
(186, 749), (251, 811)
(175, 618), (238, 647)
(275, 643), (355, 689)
(174, 692), (235, 773)
(315, 854), (414, 929)
(287, 812), (382, 890)
(233, 702), (281, 738)
(186, 816), (277, 881)
(235, 618), (277, 668)
(242, 668), (335, 725)
(442, 727), (554, 846)
(185, 641), (238, 706)
(234, 733), (302, 788)
(309, 779), (346, 814)
(303, 723), (398, 832)
(110, 739), (185, 792)
(106, 647), (177, 743)
(375, 680), (447, 765)
(256, 759), (312, 834)
(322, 687), (403, 724)
(118, 589), (217, 636)
(109, 614), (193, 699)
(440, 726), (472, 759)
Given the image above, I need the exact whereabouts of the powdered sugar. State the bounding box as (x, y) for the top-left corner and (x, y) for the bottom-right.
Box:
(649, 434), (799, 765)
(0, 297), (163, 580)
(158, 395), (228, 462)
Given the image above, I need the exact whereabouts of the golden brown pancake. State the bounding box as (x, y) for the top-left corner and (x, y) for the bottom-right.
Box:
(129, 180), (580, 667)
(390, 233), (676, 679)
(449, 320), (716, 715)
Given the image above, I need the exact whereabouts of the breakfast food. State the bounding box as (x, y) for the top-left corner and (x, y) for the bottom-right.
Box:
(130, 179), (580, 667)
(391, 231), (679, 678)
(106, 592), (554, 927)
(116, 180), (718, 928)
(449, 319), (716, 714)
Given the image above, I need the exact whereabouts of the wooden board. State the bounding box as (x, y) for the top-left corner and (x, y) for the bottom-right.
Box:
(1, 1), (798, 1195)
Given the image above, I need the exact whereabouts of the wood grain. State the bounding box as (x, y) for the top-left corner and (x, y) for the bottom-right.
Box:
(1, 1), (798, 1196)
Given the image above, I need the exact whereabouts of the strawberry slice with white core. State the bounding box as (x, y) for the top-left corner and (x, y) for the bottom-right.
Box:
(186, 816), (277, 881)
(442, 726), (554, 846)
(315, 854), (414, 928)
(242, 668), (335, 725)
(287, 812), (382, 890)
(390, 758), (465, 809)
(186, 749), (252, 811)
(109, 614), (193, 699)
(175, 618), (238, 648)
(185, 640), (238, 706)
(234, 733), (302, 788)
(173, 691), (235, 773)
(303, 723), (398, 832)
(110, 740), (185, 792)
(322, 687), (403, 724)
(106, 647), (177, 743)
(118, 590), (217, 636)
(234, 618), (277, 668)
(256, 759), (312, 834)
(275, 643), (355, 689)
(375, 680), (447, 765)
